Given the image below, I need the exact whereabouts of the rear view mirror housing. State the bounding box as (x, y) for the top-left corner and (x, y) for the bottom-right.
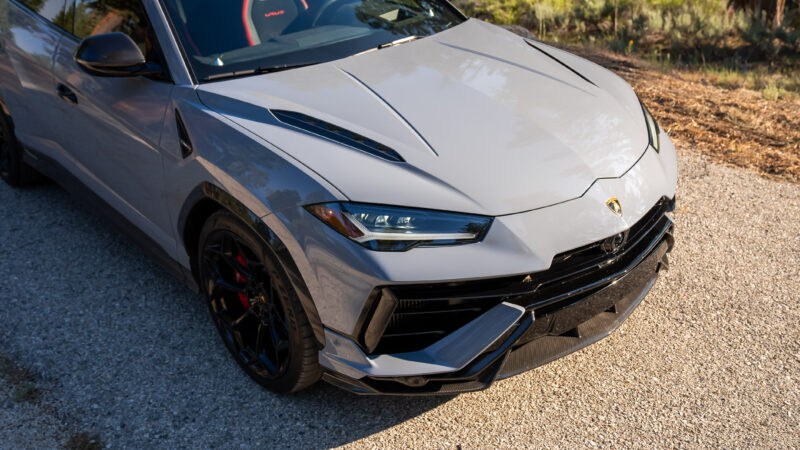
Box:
(74, 32), (163, 78)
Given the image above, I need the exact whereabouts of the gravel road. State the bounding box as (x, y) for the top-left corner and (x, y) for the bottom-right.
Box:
(1, 149), (798, 448)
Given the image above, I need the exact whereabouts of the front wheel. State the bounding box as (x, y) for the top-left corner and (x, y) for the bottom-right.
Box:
(198, 211), (321, 393)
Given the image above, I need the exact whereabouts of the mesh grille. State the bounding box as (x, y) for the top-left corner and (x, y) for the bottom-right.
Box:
(369, 198), (674, 355)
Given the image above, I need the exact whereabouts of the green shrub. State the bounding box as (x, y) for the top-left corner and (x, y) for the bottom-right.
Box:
(452, 0), (799, 64)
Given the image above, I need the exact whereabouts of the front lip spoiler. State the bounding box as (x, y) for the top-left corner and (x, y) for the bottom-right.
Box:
(318, 302), (526, 380)
(321, 221), (674, 395)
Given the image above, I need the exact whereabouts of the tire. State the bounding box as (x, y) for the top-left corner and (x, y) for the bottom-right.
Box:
(198, 210), (321, 393)
(0, 108), (42, 187)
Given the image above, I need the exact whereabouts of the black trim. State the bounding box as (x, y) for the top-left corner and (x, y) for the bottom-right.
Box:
(22, 147), (198, 292)
(361, 288), (398, 353)
(524, 39), (598, 88)
(177, 182), (326, 348)
(325, 312), (532, 395)
(154, 0), (199, 85)
(175, 109), (193, 158)
(641, 101), (661, 153)
(0, 95), (10, 117)
(443, 0), (469, 21)
(360, 198), (673, 355)
(271, 110), (405, 163)
(326, 226), (674, 395)
(498, 239), (670, 379)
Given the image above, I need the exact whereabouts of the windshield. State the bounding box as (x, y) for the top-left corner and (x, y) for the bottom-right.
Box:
(160, 0), (465, 82)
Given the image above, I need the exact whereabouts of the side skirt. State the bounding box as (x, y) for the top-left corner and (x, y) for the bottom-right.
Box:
(22, 147), (199, 293)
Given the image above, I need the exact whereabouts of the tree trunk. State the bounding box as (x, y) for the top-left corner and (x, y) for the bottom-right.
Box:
(614, 0), (618, 37)
(773, 0), (786, 27)
(730, 0), (786, 27)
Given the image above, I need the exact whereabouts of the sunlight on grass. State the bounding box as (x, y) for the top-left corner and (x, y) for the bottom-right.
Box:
(640, 53), (800, 101)
(762, 82), (788, 100)
(696, 66), (800, 100)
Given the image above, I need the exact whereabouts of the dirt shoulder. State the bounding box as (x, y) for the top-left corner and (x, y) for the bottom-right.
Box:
(563, 45), (800, 184)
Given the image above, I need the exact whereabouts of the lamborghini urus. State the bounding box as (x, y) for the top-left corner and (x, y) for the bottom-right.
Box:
(0, 0), (677, 394)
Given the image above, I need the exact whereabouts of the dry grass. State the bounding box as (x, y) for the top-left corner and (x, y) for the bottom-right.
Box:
(564, 45), (800, 183)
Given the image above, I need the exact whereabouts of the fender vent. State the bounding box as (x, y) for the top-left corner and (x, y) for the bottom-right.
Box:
(175, 109), (193, 159)
(271, 110), (405, 163)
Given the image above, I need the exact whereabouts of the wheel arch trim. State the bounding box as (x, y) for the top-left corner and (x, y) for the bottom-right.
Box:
(0, 94), (13, 124)
(178, 181), (326, 348)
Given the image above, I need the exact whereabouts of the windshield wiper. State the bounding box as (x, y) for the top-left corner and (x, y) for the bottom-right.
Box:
(203, 62), (321, 82)
(204, 35), (422, 81)
(378, 35), (423, 49)
(354, 35), (424, 57)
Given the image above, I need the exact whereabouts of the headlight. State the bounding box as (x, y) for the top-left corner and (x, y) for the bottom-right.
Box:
(305, 202), (493, 251)
(641, 101), (661, 152)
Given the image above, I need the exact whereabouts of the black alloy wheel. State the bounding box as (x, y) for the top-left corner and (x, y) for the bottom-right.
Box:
(198, 211), (321, 393)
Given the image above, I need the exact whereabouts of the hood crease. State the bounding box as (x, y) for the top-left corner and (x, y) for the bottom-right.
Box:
(436, 40), (596, 96)
(196, 19), (650, 216)
(337, 68), (439, 157)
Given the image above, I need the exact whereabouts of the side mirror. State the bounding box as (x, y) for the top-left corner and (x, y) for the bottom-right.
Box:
(74, 32), (163, 77)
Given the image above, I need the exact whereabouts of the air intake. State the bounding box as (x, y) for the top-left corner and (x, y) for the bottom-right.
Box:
(271, 110), (405, 163)
(175, 109), (193, 159)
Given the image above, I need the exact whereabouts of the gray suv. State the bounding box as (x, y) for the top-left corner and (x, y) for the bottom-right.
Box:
(0, 0), (677, 394)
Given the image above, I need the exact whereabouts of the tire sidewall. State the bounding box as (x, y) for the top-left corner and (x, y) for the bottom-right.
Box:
(198, 211), (309, 394)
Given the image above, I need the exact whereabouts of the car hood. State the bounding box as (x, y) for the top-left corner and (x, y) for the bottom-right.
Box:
(197, 19), (649, 216)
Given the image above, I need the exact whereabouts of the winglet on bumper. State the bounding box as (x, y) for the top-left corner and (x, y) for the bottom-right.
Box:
(319, 302), (527, 379)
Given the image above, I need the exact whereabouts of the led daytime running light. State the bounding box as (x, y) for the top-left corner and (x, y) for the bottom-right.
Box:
(305, 202), (493, 251)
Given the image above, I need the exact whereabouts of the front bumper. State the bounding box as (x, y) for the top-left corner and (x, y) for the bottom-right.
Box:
(320, 199), (675, 395)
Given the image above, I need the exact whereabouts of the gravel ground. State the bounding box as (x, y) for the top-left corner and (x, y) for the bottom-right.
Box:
(1, 149), (798, 448)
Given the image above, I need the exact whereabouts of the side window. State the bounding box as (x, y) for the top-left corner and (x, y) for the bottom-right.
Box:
(19, 0), (73, 31)
(72, 0), (153, 57)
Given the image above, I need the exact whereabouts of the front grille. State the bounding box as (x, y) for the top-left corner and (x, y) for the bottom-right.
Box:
(365, 197), (675, 355)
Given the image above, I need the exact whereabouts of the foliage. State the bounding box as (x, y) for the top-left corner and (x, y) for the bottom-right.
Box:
(695, 63), (800, 99)
(453, 0), (800, 64)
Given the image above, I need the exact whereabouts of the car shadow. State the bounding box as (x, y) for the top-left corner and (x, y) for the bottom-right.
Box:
(0, 181), (456, 447)
(175, 288), (457, 448)
(288, 384), (456, 448)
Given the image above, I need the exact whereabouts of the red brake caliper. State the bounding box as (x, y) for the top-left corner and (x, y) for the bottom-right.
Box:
(234, 251), (250, 309)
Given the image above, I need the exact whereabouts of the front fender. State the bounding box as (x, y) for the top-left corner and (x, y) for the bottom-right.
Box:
(161, 88), (344, 346)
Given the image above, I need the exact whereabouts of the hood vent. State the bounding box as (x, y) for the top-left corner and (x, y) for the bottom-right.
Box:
(524, 40), (597, 88)
(271, 110), (405, 163)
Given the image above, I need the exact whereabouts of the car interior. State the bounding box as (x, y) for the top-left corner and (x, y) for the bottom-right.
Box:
(167, 0), (452, 64)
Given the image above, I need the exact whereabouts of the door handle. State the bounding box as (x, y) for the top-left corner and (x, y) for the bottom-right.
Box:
(56, 83), (78, 104)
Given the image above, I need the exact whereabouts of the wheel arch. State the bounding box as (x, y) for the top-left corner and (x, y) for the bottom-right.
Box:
(0, 94), (14, 127)
(178, 182), (326, 348)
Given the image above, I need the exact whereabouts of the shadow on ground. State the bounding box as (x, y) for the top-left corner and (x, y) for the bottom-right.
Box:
(0, 181), (453, 448)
